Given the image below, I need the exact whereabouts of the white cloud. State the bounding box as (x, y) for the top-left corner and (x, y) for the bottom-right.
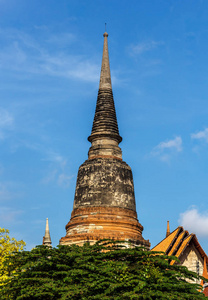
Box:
(179, 208), (208, 237)
(39, 53), (100, 82)
(151, 136), (182, 162)
(191, 128), (208, 143)
(156, 136), (183, 152)
(129, 40), (164, 56)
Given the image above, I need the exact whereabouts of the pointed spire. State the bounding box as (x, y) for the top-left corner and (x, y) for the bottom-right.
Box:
(43, 218), (52, 247)
(99, 32), (112, 90)
(88, 32), (122, 160)
(166, 221), (170, 237)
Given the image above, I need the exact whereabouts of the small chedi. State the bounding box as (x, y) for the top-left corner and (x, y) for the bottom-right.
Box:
(59, 32), (150, 248)
(42, 218), (52, 247)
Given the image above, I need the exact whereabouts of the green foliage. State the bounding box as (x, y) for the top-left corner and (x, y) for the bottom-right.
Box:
(0, 240), (206, 299)
(0, 228), (25, 286)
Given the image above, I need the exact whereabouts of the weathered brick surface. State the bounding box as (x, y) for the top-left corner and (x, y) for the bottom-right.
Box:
(88, 88), (122, 160)
(60, 206), (150, 248)
(73, 158), (136, 211)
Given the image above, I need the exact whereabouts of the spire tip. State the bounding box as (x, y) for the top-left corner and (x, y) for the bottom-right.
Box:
(103, 23), (108, 37)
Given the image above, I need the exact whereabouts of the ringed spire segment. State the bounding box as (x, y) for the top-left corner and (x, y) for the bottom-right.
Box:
(88, 31), (122, 156)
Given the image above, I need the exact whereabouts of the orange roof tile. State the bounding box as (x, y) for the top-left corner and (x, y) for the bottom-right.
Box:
(152, 225), (208, 269)
(202, 256), (208, 282)
(170, 234), (194, 265)
(152, 227), (183, 253)
(168, 230), (187, 257)
(192, 235), (208, 264)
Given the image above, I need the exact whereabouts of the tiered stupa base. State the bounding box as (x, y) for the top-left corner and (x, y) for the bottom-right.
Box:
(59, 206), (150, 248)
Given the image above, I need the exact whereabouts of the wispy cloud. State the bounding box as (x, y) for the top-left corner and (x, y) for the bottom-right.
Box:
(0, 108), (14, 140)
(0, 28), (100, 83)
(0, 181), (24, 201)
(46, 32), (75, 46)
(42, 169), (58, 185)
(42, 168), (73, 188)
(9, 136), (74, 189)
(0, 182), (12, 200)
(151, 136), (182, 162)
(57, 173), (73, 187)
(0, 206), (24, 224)
(42, 151), (73, 188)
(43, 150), (66, 164)
(129, 40), (164, 56)
(179, 207), (208, 237)
(191, 128), (208, 143)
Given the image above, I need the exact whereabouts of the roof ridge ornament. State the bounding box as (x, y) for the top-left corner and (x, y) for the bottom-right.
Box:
(166, 220), (170, 237)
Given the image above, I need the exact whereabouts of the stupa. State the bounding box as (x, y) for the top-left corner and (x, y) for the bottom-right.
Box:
(43, 218), (52, 247)
(59, 32), (150, 248)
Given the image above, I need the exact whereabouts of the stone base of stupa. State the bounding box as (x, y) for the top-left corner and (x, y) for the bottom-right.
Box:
(59, 206), (150, 248)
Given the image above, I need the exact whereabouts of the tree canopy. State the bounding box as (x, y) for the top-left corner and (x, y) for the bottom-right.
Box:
(0, 228), (25, 287)
(0, 240), (206, 300)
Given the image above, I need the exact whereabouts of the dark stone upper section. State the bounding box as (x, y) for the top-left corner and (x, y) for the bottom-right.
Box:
(73, 158), (136, 211)
(73, 32), (135, 213)
(88, 88), (122, 144)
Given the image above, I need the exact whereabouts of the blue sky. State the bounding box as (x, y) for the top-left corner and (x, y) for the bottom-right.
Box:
(1, 0), (208, 252)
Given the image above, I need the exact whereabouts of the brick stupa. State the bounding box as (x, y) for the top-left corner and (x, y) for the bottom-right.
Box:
(59, 32), (150, 248)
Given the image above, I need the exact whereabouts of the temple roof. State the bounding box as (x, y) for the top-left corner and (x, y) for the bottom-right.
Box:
(168, 230), (187, 256)
(170, 234), (193, 265)
(152, 226), (208, 265)
(203, 256), (208, 280)
(153, 226), (183, 254)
